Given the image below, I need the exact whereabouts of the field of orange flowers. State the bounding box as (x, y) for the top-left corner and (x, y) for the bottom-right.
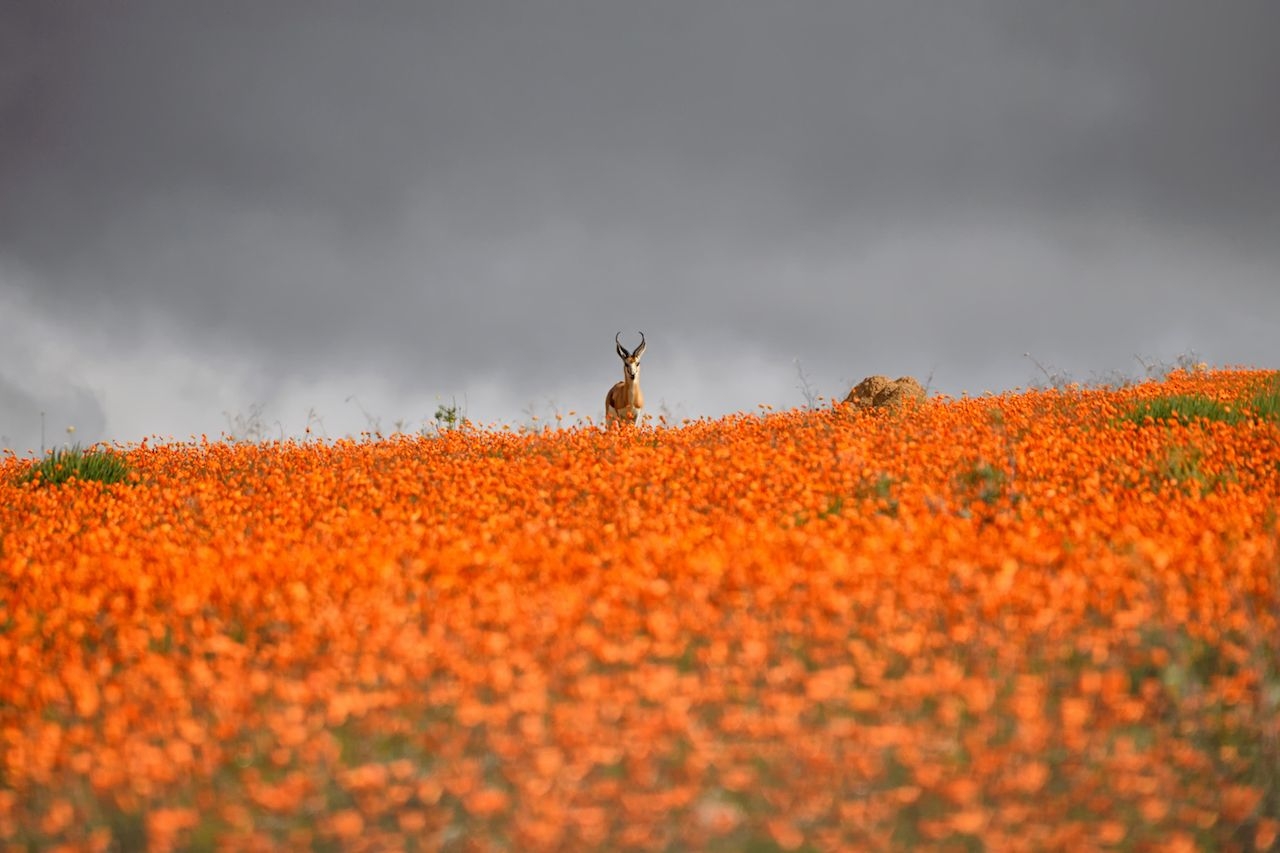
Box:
(2, 368), (1278, 851)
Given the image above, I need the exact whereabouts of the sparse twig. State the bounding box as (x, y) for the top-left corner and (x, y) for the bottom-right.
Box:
(224, 403), (268, 443)
(304, 407), (328, 439)
(1023, 353), (1073, 390)
(345, 395), (382, 436)
(1134, 350), (1205, 383)
(794, 358), (818, 410)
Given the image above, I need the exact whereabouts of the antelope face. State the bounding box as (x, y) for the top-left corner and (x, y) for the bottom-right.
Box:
(616, 332), (646, 382)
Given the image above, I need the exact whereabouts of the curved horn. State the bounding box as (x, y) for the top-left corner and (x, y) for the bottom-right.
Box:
(615, 332), (629, 359)
(633, 331), (646, 358)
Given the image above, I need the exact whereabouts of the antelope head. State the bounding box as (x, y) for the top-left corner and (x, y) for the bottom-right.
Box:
(616, 331), (646, 382)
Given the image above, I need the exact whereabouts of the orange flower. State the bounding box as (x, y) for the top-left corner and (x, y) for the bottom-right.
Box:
(1060, 697), (1091, 731)
(327, 809), (364, 840)
(949, 808), (988, 834)
(464, 787), (511, 818)
(767, 817), (806, 851)
(38, 799), (74, 836)
(1097, 821), (1127, 844)
(1220, 784), (1263, 823)
(1, 369), (1276, 849)
(1255, 819), (1279, 851)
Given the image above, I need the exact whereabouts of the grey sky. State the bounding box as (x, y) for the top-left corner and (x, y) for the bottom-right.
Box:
(2, 2), (1277, 451)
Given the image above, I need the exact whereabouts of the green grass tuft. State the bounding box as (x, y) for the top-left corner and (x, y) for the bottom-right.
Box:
(1123, 373), (1280, 428)
(1149, 443), (1235, 495)
(1244, 372), (1280, 421)
(1124, 394), (1245, 426)
(955, 460), (1008, 506)
(21, 445), (132, 487)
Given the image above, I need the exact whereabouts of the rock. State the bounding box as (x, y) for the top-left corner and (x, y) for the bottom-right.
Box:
(842, 375), (926, 410)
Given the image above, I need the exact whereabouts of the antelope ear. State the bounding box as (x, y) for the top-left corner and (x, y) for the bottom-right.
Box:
(633, 332), (646, 359)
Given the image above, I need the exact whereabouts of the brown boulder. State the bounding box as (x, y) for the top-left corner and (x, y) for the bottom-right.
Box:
(842, 375), (926, 410)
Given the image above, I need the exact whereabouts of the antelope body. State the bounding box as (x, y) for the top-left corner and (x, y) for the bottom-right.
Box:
(606, 332), (646, 426)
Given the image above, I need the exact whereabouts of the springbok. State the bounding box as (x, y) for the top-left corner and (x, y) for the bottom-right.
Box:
(605, 332), (646, 426)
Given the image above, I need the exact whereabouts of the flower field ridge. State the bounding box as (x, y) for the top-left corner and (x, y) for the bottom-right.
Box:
(2, 368), (1278, 851)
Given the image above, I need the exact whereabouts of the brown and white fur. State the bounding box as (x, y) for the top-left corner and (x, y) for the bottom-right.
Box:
(605, 332), (646, 426)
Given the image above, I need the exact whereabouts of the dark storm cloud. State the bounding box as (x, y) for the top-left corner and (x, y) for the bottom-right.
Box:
(1, 1), (1277, 446)
(997, 3), (1280, 231)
